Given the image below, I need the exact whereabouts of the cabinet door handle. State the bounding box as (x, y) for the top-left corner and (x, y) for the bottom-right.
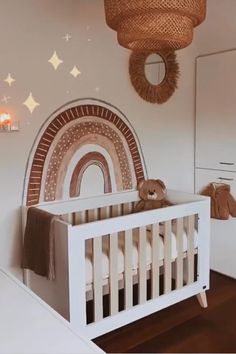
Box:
(219, 162), (235, 166)
(218, 177), (234, 181)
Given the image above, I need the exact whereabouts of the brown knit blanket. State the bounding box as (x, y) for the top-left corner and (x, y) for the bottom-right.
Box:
(22, 207), (57, 280)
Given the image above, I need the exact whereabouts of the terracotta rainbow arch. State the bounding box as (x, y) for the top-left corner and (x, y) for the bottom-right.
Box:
(69, 151), (112, 198)
(24, 100), (146, 206)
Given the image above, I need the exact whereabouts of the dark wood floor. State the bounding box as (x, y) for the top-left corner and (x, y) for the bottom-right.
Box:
(94, 271), (236, 353)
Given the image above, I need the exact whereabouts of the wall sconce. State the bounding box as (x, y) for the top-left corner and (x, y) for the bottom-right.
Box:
(0, 112), (19, 132)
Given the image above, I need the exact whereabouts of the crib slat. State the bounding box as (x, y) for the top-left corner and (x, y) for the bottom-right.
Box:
(111, 205), (119, 217)
(74, 212), (81, 225)
(151, 223), (160, 299)
(100, 206), (108, 220)
(131, 202), (135, 213)
(176, 217), (184, 289)
(164, 220), (172, 294)
(125, 229), (133, 309)
(88, 209), (93, 222)
(139, 226), (147, 304)
(90, 209), (103, 322)
(122, 203), (128, 215)
(88, 209), (97, 222)
(117, 204), (122, 217)
(110, 232), (119, 315)
(75, 211), (86, 225)
(187, 215), (195, 284)
(85, 210), (89, 223)
(68, 213), (73, 224)
(122, 202), (132, 215)
(81, 210), (87, 224)
(93, 237), (103, 322)
(71, 212), (76, 225)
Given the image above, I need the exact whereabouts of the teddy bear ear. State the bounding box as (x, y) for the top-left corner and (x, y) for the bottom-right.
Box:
(137, 179), (145, 190)
(156, 179), (166, 192)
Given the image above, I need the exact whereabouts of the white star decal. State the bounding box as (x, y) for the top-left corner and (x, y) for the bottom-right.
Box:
(1, 95), (11, 103)
(23, 93), (40, 114)
(48, 51), (63, 70)
(4, 73), (16, 86)
(62, 33), (72, 42)
(70, 66), (81, 78)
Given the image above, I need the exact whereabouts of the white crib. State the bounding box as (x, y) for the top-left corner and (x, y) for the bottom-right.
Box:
(23, 189), (210, 340)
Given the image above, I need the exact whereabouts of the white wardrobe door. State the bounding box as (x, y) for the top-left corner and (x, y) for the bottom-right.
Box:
(195, 169), (236, 279)
(195, 168), (236, 193)
(196, 51), (236, 171)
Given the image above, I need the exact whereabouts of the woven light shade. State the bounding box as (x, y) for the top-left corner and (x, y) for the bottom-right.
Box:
(104, 0), (206, 51)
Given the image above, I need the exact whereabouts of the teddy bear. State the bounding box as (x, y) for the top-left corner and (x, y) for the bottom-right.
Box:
(134, 179), (172, 213)
(201, 182), (236, 220)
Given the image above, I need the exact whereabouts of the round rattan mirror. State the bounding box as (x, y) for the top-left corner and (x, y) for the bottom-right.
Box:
(145, 53), (166, 85)
(129, 50), (179, 104)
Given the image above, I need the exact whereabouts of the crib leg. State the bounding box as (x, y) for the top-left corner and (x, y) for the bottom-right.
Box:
(196, 291), (208, 308)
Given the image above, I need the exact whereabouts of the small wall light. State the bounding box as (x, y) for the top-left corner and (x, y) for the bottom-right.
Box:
(0, 112), (19, 132)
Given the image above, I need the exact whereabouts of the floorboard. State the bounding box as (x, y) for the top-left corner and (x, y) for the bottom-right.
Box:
(94, 271), (236, 353)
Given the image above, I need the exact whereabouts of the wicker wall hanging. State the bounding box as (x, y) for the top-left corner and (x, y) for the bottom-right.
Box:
(129, 50), (179, 104)
(104, 0), (207, 51)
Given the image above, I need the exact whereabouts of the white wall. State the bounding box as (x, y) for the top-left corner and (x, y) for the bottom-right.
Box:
(0, 0), (197, 268)
(195, 0), (236, 55)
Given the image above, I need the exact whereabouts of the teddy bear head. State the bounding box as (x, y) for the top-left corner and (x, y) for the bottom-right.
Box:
(137, 179), (167, 201)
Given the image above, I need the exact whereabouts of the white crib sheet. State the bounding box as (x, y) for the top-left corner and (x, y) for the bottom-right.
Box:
(85, 226), (198, 285)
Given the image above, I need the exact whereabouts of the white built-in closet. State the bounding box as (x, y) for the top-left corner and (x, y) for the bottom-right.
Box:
(195, 50), (236, 279)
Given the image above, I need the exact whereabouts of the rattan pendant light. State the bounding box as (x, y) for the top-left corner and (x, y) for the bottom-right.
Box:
(104, 0), (207, 51)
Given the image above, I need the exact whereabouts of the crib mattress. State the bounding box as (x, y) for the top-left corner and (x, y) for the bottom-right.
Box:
(85, 224), (198, 285)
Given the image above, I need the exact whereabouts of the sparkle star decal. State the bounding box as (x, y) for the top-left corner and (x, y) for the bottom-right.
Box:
(23, 92), (40, 114)
(62, 33), (72, 42)
(4, 73), (16, 86)
(70, 66), (81, 78)
(1, 95), (11, 103)
(48, 51), (63, 70)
